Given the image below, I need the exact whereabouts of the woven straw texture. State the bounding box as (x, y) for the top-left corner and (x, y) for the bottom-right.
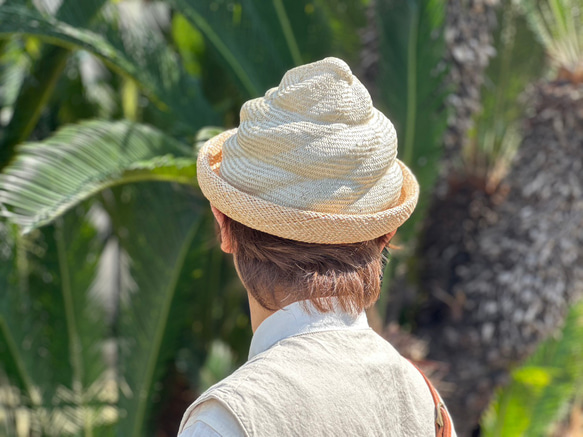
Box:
(197, 57), (419, 244)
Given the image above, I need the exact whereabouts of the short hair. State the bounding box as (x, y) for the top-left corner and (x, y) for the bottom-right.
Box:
(222, 215), (388, 314)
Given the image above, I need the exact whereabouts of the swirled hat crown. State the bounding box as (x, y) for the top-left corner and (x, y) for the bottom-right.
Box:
(197, 57), (419, 244)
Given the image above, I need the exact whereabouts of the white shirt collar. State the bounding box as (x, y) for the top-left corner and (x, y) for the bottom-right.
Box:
(248, 298), (370, 360)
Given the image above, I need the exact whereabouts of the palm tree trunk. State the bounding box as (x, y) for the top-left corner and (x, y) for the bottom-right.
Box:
(439, 0), (499, 189)
(418, 81), (583, 435)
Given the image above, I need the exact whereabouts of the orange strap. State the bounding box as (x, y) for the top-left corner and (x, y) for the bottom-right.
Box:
(409, 361), (453, 437)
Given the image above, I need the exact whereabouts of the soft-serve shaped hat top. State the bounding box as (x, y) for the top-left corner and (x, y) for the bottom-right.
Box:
(197, 57), (419, 244)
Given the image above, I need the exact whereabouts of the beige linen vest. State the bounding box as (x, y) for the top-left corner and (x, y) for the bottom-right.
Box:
(180, 328), (441, 436)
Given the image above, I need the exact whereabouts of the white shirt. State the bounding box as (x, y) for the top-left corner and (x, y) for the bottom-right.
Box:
(178, 300), (368, 437)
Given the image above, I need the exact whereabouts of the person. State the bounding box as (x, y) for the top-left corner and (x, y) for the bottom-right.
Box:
(178, 57), (456, 437)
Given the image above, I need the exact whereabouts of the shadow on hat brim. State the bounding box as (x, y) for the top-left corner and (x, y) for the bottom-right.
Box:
(197, 129), (420, 244)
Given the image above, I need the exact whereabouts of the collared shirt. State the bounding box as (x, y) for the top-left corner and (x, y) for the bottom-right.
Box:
(178, 299), (369, 437)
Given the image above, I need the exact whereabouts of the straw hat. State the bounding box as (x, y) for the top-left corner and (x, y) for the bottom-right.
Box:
(197, 57), (419, 244)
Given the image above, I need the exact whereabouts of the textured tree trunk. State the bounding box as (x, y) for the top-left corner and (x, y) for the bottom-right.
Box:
(417, 81), (583, 435)
(440, 0), (498, 175)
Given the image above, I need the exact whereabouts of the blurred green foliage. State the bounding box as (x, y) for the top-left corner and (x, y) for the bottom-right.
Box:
(481, 300), (583, 436)
(520, 0), (583, 79)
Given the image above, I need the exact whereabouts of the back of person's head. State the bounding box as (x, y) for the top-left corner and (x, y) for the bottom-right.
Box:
(198, 58), (420, 313)
(223, 216), (387, 314)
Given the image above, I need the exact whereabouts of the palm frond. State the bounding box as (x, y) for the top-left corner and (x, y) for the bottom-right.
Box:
(171, 0), (335, 97)
(373, 0), (449, 308)
(0, 120), (196, 232)
(521, 0), (583, 78)
(0, 3), (216, 142)
(0, 38), (30, 111)
(1, 180), (229, 437)
(0, 222), (38, 402)
(0, 206), (117, 436)
(315, 0), (368, 64)
(100, 182), (216, 437)
(35, 0), (107, 27)
(0, 0), (108, 169)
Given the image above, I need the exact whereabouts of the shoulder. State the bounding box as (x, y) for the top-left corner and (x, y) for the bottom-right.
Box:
(177, 356), (272, 436)
(178, 398), (245, 437)
(177, 350), (280, 435)
(178, 329), (449, 436)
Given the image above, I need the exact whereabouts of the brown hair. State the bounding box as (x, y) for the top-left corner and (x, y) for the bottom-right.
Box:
(222, 216), (389, 314)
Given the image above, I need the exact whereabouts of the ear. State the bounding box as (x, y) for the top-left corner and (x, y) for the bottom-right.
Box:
(380, 229), (397, 248)
(211, 206), (235, 254)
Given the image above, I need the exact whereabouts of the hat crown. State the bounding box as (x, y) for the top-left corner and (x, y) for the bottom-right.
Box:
(219, 57), (403, 216)
(262, 57), (373, 125)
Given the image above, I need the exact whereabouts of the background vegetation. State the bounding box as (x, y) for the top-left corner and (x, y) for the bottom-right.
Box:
(0, 0), (581, 436)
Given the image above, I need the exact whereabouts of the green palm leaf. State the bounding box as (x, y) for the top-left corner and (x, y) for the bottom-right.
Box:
(172, 0), (334, 97)
(0, 223), (37, 399)
(100, 182), (227, 437)
(0, 120), (197, 232)
(0, 0), (108, 169)
(0, 208), (116, 436)
(0, 38), (29, 111)
(0, 4), (216, 143)
(1, 181), (231, 436)
(0, 177), (244, 437)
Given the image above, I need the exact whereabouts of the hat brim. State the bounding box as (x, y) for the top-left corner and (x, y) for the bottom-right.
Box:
(197, 129), (420, 244)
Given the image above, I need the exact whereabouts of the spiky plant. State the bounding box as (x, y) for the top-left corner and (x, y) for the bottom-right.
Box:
(522, 0), (583, 82)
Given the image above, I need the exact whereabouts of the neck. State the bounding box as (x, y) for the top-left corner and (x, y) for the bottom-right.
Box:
(247, 292), (276, 333)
